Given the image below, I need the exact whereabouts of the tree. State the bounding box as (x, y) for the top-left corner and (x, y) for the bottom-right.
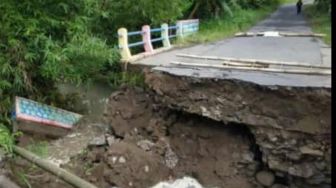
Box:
(92, 0), (192, 43)
(187, 0), (279, 19)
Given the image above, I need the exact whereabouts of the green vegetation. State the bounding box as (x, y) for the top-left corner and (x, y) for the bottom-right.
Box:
(16, 171), (32, 188)
(26, 141), (49, 158)
(0, 0), (192, 129)
(186, 0), (280, 19)
(175, 0), (297, 45)
(0, 0), (120, 131)
(304, 1), (331, 45)
(0, 124), (21, 154)
(108, 72), (146, 89)
(178, 5), (278, 44)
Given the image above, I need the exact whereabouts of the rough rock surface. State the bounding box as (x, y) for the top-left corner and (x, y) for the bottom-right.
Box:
(255, 170), (275, 186)
(144, 70), (331, 187)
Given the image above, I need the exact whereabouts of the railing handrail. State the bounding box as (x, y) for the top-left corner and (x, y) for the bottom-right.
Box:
(151, 37), (164, 43)
(169, 34), (177, 39)
(168, 25), (178, 30)
(118, 20), (199, 62)
(150, 28), (163, 32)
(127, 30), (143, 36)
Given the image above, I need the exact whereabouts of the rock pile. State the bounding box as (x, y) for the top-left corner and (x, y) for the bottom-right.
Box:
(251, 127), (331, 187)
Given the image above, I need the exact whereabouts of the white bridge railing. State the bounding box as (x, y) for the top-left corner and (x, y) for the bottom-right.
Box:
(118, 19), (199, 62)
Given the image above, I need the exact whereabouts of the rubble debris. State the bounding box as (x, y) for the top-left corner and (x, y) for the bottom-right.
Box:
(118, 156), (126, 163)
(44, 88), (254, 188)
(164, 147), (179, 169)
(255, 170), (275, 187)
(151, 177), (203, 188)
(9, 70), (330, 188)
(88, 135), (106, 147)
(136, 140), (155, 151)
(106, 135), (119, 146)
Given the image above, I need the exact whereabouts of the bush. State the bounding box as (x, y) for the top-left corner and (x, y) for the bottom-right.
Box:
(0, 0), (120, 126)
(188, 0), (281, 19)
(91, 0), (191, 43)
(314, 0), (331, 13)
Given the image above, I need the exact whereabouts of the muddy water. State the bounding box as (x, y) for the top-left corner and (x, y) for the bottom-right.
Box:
(57, 82), (113, 120)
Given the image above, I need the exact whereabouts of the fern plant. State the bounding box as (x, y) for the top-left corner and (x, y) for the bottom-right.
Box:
(0, 124), (21, 154)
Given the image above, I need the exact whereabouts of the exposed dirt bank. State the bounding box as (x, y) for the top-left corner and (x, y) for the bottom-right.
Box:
(6, 69), (331, 188)
(67, 87), (257, 188)
(144, 70), (331, 187)
(7, 87), (260, 188)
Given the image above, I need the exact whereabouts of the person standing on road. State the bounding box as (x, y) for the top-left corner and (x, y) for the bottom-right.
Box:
(296, 0), (303, 15)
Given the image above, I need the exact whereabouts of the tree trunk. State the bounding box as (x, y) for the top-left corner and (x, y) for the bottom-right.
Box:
(13, 146), (98, 188)
(188, 2), (201, 19)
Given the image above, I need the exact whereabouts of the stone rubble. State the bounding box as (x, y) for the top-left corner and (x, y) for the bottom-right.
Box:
(255, 170), (275, 186)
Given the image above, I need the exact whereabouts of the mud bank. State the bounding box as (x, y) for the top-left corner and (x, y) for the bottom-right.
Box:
(67, 87), (257, 188)
(8, 87), (260, 188)
(7, 70), (331, 188)
(144, 70), (331, 187)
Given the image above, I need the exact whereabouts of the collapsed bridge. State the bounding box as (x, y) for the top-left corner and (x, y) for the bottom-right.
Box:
(125, 3), (331, 187)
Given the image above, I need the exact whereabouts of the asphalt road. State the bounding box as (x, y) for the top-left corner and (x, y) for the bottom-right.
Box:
(136, 1), (331, 88)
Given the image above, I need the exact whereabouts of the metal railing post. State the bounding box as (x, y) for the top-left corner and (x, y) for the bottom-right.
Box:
(118, 28), (132, 61)
(142, 25), (154, 53)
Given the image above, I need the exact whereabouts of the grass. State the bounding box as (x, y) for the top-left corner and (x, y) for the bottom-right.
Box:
(26, 141), (49, 158)
(175, 0), (298, 46)
(176, 4), (282, 45)
(0, 124), (20, 155)
(280, 0), (297, 3)
(10, 141), (49, 188)
(16, 170), (32, 188)
(107, 71), (146, 89)
(304, 5), (331, 45)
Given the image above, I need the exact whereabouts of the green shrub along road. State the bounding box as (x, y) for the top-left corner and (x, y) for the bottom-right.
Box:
(304, 3), (331, 45)
(177, 5), (279, 45)
(177, 0), (296, 45)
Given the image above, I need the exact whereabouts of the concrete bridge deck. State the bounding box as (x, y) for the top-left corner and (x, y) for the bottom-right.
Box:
(134, 1), (331, 88)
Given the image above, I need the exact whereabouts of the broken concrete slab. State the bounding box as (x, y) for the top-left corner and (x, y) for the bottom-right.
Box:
(88, 135), (106, 147)
(47, 121), (108, 167)
(144, 71), (331, 134)
(152, 66), (331, 88)
(12, 97), (82, 137)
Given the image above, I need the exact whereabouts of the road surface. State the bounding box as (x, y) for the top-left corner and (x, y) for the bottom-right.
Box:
(135, 1), (331, 88)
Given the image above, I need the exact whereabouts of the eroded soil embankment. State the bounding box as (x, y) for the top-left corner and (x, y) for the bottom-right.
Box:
(144, 70), (331, 187)
(67, 87), (257, 188)
(8, 87), (260, 188)
(7, 70), (331, 188)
